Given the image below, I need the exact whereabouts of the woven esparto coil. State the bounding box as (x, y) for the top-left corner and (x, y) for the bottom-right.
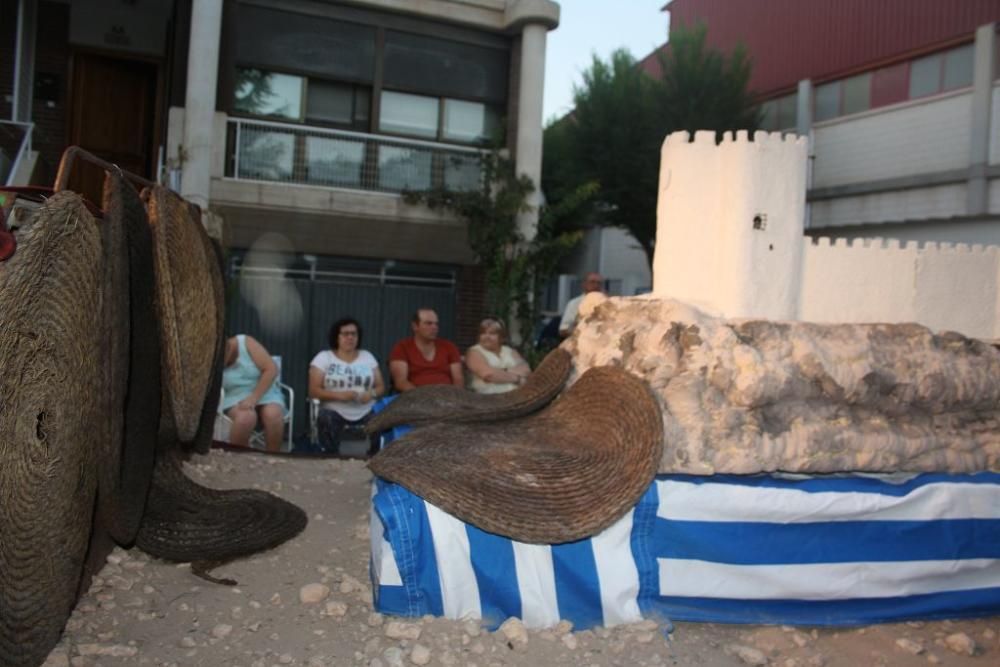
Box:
(95, 174), (160, 544)
(368, 365), (664, 544)
(0, 193), (103, 667)
(365, 347), (572, 434)
(135, 447), (308, 565)
(185, 231), (226, 454)
(144, 186), (218, 441)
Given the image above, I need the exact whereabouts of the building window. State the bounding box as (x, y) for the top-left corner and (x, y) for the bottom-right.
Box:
(908, 43), (974, 99)
(379, 90), (440, 139)
(306, 81), (370, 129)
(379, 90), (500, 145)
(234, 68), (304, 120)
(841, 73), (871, 116)
(814, 82), (840, 122)
(442, 99), (499, 143)
(942, 44), (974, 90)
(760, 92), (797, 131)
(815, 72), (872, 122)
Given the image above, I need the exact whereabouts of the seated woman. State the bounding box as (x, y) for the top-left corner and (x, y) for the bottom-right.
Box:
(221, 334), (287, 452)
(465, 317), (531, 394)
(309, 318), (385, 455)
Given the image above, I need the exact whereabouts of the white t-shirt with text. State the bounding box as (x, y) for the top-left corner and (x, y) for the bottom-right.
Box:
(310, 349), (379, 421)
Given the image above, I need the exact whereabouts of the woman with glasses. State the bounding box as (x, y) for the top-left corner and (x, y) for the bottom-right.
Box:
(308, 317), (385, 455)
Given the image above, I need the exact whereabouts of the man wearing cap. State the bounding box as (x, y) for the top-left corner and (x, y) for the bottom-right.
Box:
(559, 271), (605, 337)
(389, 308), (464, 392)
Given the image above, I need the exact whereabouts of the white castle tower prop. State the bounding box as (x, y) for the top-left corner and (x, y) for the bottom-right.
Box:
(652, 130), (808, 320)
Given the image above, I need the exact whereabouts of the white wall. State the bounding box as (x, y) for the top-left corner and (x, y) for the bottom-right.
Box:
(800, 239), (1000, 338)
(810, 183), (968, 228)
(812, 91), (972, 188)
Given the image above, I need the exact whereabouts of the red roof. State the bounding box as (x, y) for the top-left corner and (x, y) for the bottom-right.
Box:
(640, 0), (1000, 98)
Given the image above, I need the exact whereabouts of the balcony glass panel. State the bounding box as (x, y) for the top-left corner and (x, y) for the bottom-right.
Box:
(234, 68), (303, 120)
(379, 91), (439, 139)
(237, 128), (295, 180)
(306, 136), (364, 187)
(443, 153), (482, 191)
(378, 145), (432, 191)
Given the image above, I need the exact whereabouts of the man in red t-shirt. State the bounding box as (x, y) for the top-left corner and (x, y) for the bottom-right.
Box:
(389, 308), (464, 391)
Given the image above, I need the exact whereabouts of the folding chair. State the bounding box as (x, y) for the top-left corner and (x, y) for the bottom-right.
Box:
(215, 355), (294, 451)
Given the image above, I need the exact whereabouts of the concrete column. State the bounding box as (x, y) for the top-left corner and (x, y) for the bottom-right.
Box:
(180, 0), (223, 209)
(967, 23), (996, 216)
(514, 22), (548, 241)
(505, 0), (559, 241)
(796, 79), (814, 229)
(795, 79), (812, 137)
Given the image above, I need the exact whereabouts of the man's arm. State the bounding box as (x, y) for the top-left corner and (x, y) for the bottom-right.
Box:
(449, 361), (464, 387)
(390, 359), (416, 392)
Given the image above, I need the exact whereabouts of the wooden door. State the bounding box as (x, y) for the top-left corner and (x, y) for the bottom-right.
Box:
(67, 52), (159, 203)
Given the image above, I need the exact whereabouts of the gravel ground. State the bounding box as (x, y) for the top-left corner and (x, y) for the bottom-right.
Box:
(43, 449), (998, 667)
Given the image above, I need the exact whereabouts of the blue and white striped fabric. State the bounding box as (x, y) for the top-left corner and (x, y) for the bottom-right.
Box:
(370, 472), (1000, 628)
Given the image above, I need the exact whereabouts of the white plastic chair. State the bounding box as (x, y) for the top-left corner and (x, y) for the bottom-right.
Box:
(215, 355), (294, 452)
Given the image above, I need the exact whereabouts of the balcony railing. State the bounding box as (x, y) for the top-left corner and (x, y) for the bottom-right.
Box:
(225, 117), (486, 194)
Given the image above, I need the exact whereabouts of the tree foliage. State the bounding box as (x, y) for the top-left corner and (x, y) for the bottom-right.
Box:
(542, 24), (761, 267)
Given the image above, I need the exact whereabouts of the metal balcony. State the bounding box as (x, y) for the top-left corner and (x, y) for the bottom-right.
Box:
(225, 117), (485, 194)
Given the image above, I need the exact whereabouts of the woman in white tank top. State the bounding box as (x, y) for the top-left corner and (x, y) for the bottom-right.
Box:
(465, 317), (531, 394)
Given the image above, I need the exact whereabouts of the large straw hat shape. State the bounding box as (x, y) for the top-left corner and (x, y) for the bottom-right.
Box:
(135, 446), (308, 582)
(144, 186), (219, 442)
(368, 365), (664, 544)
(0, 192), (103, 667)
(366, 347), (572, 434)
(94, 174), (160, 545)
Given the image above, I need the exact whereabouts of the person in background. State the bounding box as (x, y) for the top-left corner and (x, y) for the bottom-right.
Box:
(559, 271), (605, 337)
(389, 308), (463, 391)
(221, 334), (286, 452)
(465, 317), (530, 394)
(309, 318), (385, 455)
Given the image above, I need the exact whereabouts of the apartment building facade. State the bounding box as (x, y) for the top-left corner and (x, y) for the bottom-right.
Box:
(3, 0), (559, 431)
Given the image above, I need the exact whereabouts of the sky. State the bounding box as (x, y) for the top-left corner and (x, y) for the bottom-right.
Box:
(542, 0), (671, 124)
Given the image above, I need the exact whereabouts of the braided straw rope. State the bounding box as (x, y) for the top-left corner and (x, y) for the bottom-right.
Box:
(0, 193), (103, 667)
(368, 365), (663, 544)
(135, 447), (308, 566)
(95, 174), (159, 544)
(145, 186), (218, 442)
(365, 348), (572, 434)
